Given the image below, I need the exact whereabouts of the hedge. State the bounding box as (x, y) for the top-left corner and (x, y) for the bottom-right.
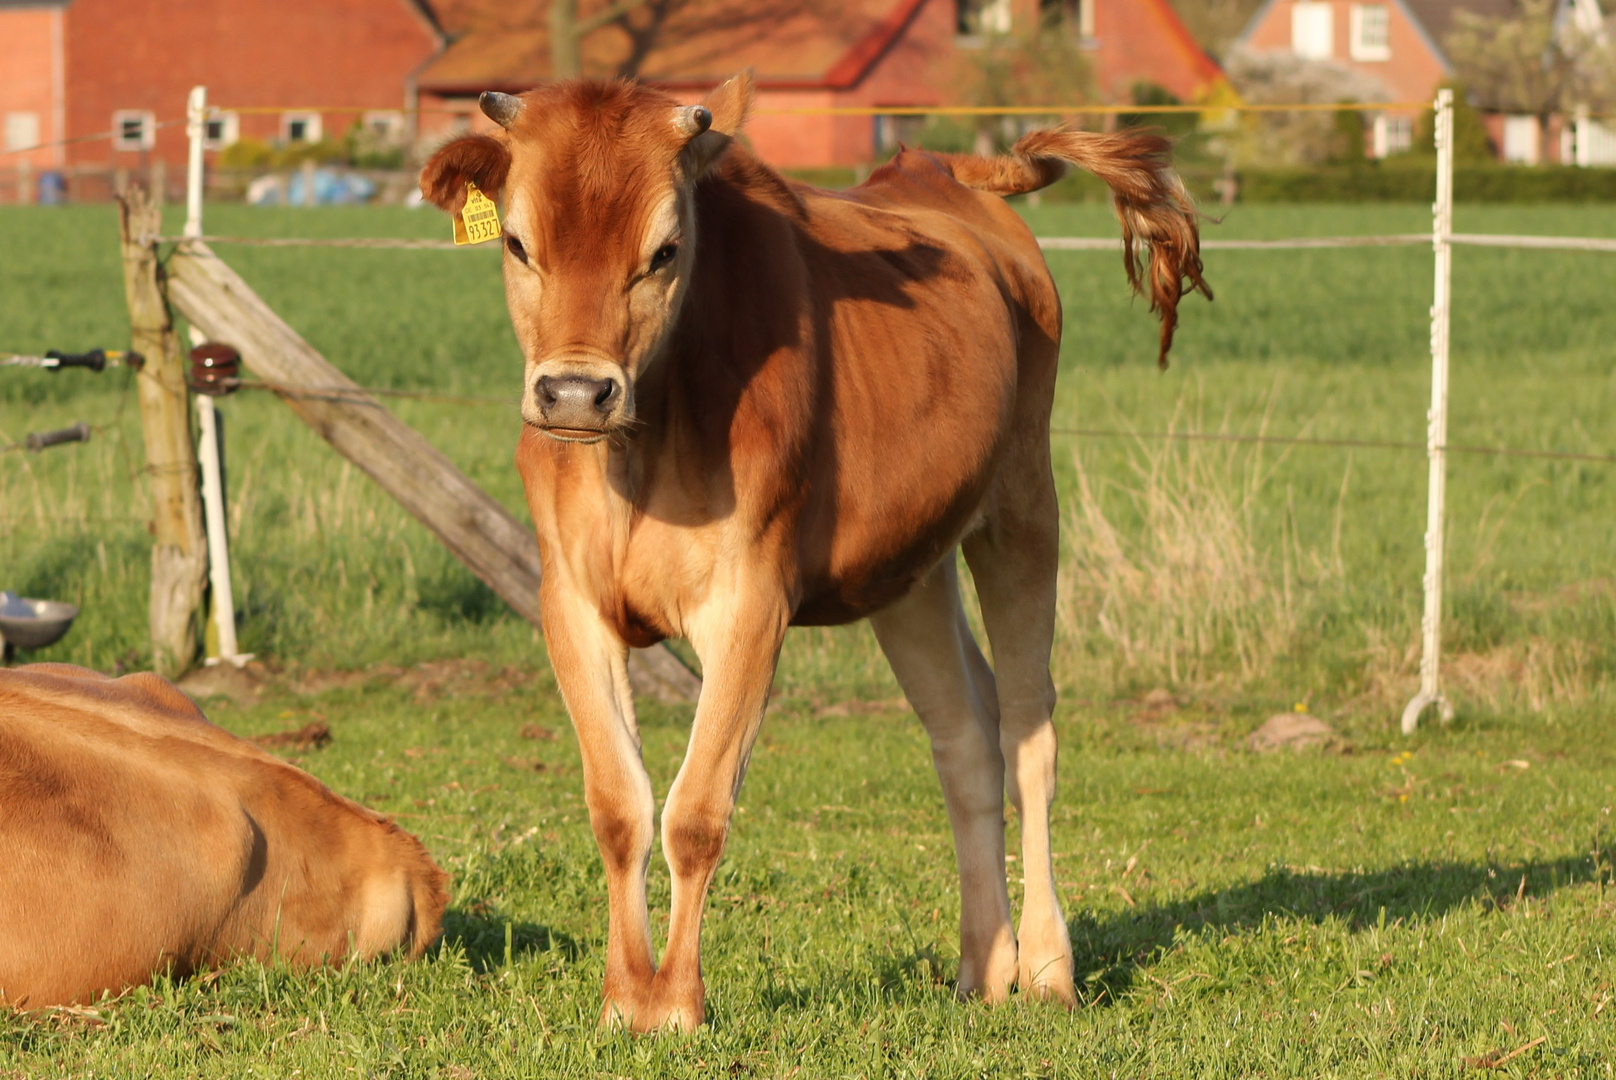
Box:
(1236, 162), (1616, 203)
(1033, 161), (1616, 204)
(787, 161), (1616, 204)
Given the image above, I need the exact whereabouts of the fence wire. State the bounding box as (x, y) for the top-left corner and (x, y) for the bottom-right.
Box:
(151, 233), (1616, 254)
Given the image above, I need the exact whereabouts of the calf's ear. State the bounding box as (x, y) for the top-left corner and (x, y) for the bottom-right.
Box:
(419, 134), (512, 215)
(703, 69), (754, 136)
(682, 69), (754, 178)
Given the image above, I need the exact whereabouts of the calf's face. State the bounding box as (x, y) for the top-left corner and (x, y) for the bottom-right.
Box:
(420, 77), (749, 443)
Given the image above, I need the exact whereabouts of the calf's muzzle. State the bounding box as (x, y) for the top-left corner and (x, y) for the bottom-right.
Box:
(536, 374), (622, 438)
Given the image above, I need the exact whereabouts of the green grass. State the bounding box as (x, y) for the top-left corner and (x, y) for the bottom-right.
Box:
(3, 201), (1616, 1075)
(4, 680), (1615, 1076)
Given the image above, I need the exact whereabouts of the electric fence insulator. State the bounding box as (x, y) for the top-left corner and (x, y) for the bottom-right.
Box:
(188, 343), (241, 396)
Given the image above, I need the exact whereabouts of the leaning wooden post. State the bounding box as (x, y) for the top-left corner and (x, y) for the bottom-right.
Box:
(119, 190), (208, 676)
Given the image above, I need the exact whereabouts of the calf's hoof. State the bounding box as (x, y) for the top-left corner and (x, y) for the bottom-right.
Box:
(956, 939), (1019, 1005)
(1019, 953), (1077, 1007)
(598, 974), (704, 1033)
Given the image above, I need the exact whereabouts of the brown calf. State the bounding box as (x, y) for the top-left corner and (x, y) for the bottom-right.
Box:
(421, 71), (1206, 1030)
(0, 664), (448, 1009)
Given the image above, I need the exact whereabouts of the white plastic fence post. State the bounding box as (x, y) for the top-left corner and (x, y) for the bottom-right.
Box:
(196, 394), (249, 668)
(1401, 88), (1456, 735)
(184, 86), (206, 239)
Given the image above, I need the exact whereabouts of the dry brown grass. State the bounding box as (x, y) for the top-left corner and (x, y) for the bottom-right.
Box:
(1052, 407), (1342, 693)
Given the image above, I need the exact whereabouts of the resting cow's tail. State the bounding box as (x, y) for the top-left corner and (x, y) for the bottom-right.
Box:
(942, 126), (1212, 367)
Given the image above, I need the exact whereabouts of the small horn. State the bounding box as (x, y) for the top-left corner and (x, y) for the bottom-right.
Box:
(479, 91), (522, 130)
(673, 105), (712, 139)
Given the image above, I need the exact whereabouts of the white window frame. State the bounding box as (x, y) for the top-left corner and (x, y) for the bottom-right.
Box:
(4, 112), (40, 152)
(957, 0), (1012, 37)
(1502, 114), (1540, 164)
(362, 110), (406, 141)
(202, 111), (239, 150)
(1349, 4), (1390, 61)
(281, 112), (322, 144)
(1371, 114), (1412, 157)
(112, 109), (156, 151)
(1291, 1), (1335, 60)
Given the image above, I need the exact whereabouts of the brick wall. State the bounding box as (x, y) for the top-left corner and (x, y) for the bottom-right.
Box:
(1094, 0), (1222, 102)
(0, 7), (64, 170)
(1241, 0), (1449, 103)
(63, 0), (441, 167)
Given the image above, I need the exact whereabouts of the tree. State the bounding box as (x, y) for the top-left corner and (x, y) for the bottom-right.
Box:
(959, 18), (1096, 156)
(1221, 49), (1391, 166)
(1443, 0), (1611, 151)
(446, 0), (842, 84)
(548, 0), (657, 78)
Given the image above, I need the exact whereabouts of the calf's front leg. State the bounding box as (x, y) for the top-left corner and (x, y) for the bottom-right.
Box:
(540, 583), (658, 1025)
(639, 592), (788, 1032)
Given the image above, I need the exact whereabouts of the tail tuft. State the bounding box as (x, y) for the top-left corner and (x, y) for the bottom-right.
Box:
(944, 126), (1212, 368)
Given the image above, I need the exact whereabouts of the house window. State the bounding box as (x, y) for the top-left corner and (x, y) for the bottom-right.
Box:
(362, 111), (406, 141)
(1350, 5), (1390, 61)
(1502, 115), (1540, 164)
(281, 112), (322, 144)
(4, 112), (40, 152)
(203, 112), (239, 150)
(1372, 114), (1412, 157)
(1038, 0), (1092, 35)
(113, 110), (156, 151)
(1291, 1), (1334, 60)
(957, 0), (1012, 36)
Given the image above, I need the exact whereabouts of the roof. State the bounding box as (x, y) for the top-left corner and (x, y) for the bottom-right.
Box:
(417, 0), (931, 94)
(1402, 0), (1520, 44)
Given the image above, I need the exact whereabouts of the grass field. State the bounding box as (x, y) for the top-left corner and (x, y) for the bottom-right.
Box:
(2, 201), (1615, 1076)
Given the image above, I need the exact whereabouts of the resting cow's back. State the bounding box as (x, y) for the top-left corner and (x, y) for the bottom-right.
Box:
(0, 664), (447, 1008)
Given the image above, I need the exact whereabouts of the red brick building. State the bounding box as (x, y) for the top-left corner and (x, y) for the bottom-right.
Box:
(1235, 1), (1515, 157)
(0, 0), (441, 178)
(1, 0), (1223, 182)
(417, 0), (1225, 168)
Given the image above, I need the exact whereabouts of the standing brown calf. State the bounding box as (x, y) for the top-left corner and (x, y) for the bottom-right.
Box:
(0, 664), (448, 1008)
(421, 71), (1206, 1030)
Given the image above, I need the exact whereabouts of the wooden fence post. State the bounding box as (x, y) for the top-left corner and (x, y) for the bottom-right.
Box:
(119, 190), (207, 677)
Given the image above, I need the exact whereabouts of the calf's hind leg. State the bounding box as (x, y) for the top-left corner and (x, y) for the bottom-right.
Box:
(962, 450), (1075, 1004)
(869, 555), (1018, 1002)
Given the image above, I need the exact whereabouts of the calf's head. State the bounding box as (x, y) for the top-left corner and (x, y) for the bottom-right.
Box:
(421, 74), (752, 442)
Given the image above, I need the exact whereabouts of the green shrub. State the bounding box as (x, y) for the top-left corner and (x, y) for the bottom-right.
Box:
(1235, 161), (1616, 202)
(218, 137), (274, 169)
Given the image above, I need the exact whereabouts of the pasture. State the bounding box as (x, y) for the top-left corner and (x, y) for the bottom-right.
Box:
(2, 201), (1615, 1076)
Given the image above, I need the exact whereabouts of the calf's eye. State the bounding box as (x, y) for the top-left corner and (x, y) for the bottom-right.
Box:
(505, 234), (528, 264)
(650, 243), (679, 272)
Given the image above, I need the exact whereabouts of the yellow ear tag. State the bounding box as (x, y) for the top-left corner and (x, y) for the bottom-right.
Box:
(454, 181), (501, 245)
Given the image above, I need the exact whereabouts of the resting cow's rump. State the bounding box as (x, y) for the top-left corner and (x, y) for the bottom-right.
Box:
(0, 664), (448, 1008)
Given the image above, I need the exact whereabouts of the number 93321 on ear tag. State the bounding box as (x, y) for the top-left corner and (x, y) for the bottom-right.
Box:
(453, 181), (501, 246)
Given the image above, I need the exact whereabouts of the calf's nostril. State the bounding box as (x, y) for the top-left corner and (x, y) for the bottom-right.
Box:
(593, 380), (618, 410)
(537, 376), (559, 408)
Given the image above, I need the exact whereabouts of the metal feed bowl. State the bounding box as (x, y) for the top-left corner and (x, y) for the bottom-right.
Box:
(0, 598), (79, 651)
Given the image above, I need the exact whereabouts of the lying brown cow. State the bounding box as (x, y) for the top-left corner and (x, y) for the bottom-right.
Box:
(0, 664), (448, 1008)
(421, 71), (1206, 1030)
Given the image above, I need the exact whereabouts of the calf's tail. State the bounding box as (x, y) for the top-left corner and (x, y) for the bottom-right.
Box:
(943, 126), (1212, 367)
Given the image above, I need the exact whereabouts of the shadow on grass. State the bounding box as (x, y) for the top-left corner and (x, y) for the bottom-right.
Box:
(1073, 847), (1612, 1005)
(439, 907), (582, 973)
